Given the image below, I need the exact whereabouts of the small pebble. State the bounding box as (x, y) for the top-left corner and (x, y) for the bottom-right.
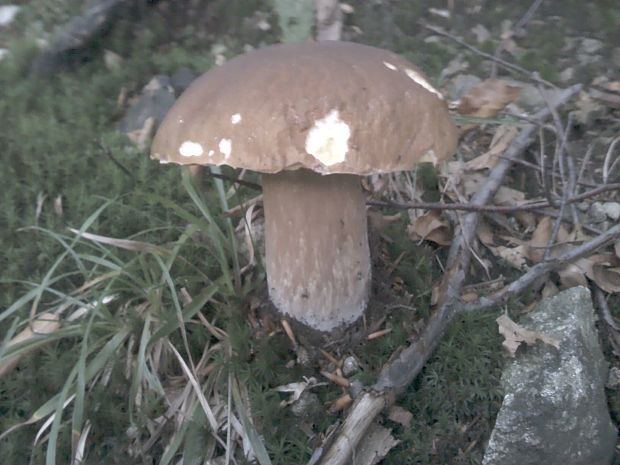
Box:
(342, 355), (360, 376)
(589, 202), (607, 223)
(601, 202), (620, 221)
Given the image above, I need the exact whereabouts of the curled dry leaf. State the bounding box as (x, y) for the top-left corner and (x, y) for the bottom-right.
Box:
(476, 219), (495, 246)
(407, 210), (451, 246)
(558, 262), (589, 289)
(591, 263), (620, 294)
(489, 245), (527, 270)
(274, 377), (322, 407)
(525, 216), (553, 263)
(457, 78), (521, 118)
(496, 313), (560, 357)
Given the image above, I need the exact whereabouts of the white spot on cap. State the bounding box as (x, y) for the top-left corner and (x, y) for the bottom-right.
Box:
(179, 141), (204, 157)
(305, 110), (350, 166)
(159, 159), (170, 164)
(231, 113), (242, 124)
(208, 149), (215, 157)
(383, 61), (397, 71)
(219, 138), (232, 159)
(404, 68), (444, 99)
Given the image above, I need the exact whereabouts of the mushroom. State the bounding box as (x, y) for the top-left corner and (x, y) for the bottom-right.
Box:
(151, 41), (457, 332)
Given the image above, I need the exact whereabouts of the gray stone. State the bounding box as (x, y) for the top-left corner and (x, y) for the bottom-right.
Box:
(170, 67), (198, 96)
(483, 287), (617, 465)
(446, 74), (481, 101)
(342, 355), (360, 376)
(590, 201), (608, 224)
(580, 38), (604, 55)
(0, 5), (21, 27)
(516, 83), (566, 110)
(118, 75), (175, 134)
(601, 202), (620, 221)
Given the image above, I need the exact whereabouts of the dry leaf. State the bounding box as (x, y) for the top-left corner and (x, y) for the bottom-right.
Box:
(465, 125), (519, 171)
(493, 185), (525, 206)
(615, 241), (620, 259)
(514, 210), (537, 233)
(558, 263), (589, 289)
(476, 219), (495, 245)
(457, 79), (521, 118)
(591, 264), (620, 294)
(496, 313), (560, 357)
(489, 245), (527, 270)
(526, 216), (553, 263)
(274, 377), (322, 407)
(408, 210), (451, 246)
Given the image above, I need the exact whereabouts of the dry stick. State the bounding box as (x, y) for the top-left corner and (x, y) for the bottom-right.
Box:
(420, 22), (555, 87)
(367, 183), (620, 213)
(461, 222), (620, 314)
(314, 83), (582, 465)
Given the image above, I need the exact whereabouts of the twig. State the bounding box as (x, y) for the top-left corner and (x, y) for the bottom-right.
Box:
(420, 22), (555, 87)
(314, 84), (582, 465)
(367, 183), (620, 213)
(603, 135), (620, 184)
(543, 101), (573, 261)
(593, 284), (620, 331)
(461, 222), (620, 313)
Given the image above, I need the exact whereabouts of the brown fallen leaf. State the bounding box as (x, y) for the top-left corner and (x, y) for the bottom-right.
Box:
(465, 125), (519, 171)
(496, 313), (560, 357)
(476, 219), (495, 246)
(525, 216), (553, 263)
(558, 262), (589, 289)
(591, 264), (620, 294)
(407, 210), (451, 246)
(489, 245), (527, 270)
(457, 79), (521, 118)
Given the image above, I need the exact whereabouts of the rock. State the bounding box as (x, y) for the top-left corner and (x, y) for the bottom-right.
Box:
(580, 38), (604, 55)
(342, 355), (360, 376)
(612, 47), (620, 70)
(516, 83), (566, 110)
(446, 74), (481, 101)
(0, 5), (20, 27)
(483, 287), (617, 465)
(290, 391), (321, 418)
(118, 75), (176, 136)
(558, 67), (575, 83)
(590, 201), (608, 223)
(607, 367), (620, 389)
(601, 202), (620, 221)
(170, 67), (198, 96)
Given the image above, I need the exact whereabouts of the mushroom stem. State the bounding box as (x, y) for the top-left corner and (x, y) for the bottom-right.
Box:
(262, 169), (371, 332)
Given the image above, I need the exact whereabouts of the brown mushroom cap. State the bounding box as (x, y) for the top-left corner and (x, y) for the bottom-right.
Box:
(151, 41), (457, 175)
